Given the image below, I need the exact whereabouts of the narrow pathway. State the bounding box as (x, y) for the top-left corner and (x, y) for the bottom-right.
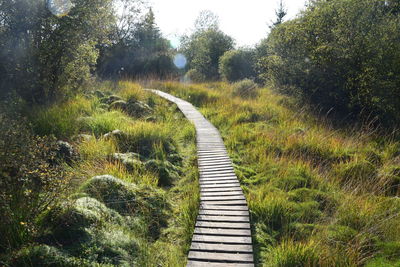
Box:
(149, 90), (254, 267)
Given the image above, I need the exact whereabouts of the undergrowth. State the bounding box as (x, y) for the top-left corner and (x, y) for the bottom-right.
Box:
(1, 81), (199, 266)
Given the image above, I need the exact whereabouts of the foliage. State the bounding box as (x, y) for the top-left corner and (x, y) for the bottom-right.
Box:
(258, 0), (400, 125)
(219, 49), (256, 82)
(0, 111), (67, 253)
(232, 79), (258, 98)
(181, 25), (234, 80)
(0, 0), (114, 103)
(98, 8), (176, 79)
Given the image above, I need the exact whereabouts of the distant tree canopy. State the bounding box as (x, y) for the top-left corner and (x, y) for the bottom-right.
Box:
(258, 0), (400, 125)
(0, 0), (114, 103)
(97, 8), (176, 79)
(219, 49), (256, 82)
(181, 11), (234, 81)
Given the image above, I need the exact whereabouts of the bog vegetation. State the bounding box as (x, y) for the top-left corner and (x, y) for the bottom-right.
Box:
(1, 0), (400, 266)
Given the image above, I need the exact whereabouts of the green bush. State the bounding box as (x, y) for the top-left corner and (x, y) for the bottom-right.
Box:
(185, 69), (206, 83)
(0, 113), (66, 253)
(219, 49), (256, 82)
(232, 79), (258, 98)
(260, 0), (400, 125)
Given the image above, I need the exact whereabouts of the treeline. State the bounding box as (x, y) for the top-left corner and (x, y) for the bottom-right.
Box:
(180, 0), (400, 126)
(1, 0), (399, 126)
(0, 0), (177, 103)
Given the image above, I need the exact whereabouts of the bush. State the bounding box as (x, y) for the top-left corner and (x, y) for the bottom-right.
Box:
(0, 113), (66, 253)
(185, 69), (206, 83)
(260, 0), (400, 125)
(232, 79), (258, 98)
(219, 49), (256, 82)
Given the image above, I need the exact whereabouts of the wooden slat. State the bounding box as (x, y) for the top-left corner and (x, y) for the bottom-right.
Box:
(198, 209), (249, 216)
(197, 215), (249, 222)
(200, 191), (243, 197)
(187, 261), (254, 267)
(188, 251), (253, 263)
(201, 200), (247, 205)
(191, 235), (252, 244)
(199, 204), (248, 211)
(196, 221), (251, 229)
(190, 242), (253, 253)
(194, 228), (251, 236)
(200, 195), (246, 201)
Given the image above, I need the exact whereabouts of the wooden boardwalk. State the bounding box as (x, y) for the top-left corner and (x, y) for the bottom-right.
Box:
(149, 90), (254, 267)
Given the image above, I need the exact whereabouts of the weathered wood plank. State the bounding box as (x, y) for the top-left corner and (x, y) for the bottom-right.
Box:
(194, 228), (251, 236)
(187, 261), (254, 267)
(200, 195), (246, 201)
(200, 183), (240, 188)
(200, 187), (243, 192)
(197, 215), (249, 222)
(198, 209), (249, 216)
(188, 251), (253, 263)
(190, 242), (253, 253)
(200, 191), (243, 197)
(196, 221), (251, 229)
(201, 200), (247, 205)
(199, 204), (248, 211)
(191, 235), (252, 244)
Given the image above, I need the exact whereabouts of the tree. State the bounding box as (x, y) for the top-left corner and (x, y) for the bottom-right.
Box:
(271, 0), (287, 28)
(259, 0), (400, 125)
(0, 0), (114, 103)
(98, 7), (175, 79)
(194, 10), (219, 31)
(219, 49), (256, 82)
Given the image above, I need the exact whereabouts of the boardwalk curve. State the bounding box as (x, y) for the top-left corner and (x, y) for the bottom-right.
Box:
(149, 90), (254, 267)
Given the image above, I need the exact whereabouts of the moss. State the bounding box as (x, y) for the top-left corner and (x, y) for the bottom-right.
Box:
(12, 245), (93, 267)
(81, 175), (168, 239)
(144, 160), (180, 187)
(40, 197), (123, 246)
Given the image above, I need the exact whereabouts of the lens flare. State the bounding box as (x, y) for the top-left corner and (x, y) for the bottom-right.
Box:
(47, 0), (73, 17)
(173, 54), (187, 69)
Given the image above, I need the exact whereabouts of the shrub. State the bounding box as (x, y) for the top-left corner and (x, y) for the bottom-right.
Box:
(219, 49), (256, 82)
(260, 0), (400, 125)
(185, 69), (206, 83)
(0, 113), (66, 253)
(232, 79), (258, 98)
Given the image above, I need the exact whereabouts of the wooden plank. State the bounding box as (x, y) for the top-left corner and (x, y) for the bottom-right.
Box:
(188, 251), (253, 263)
(194, 228), (251, 236)
(200, 173), (237, 178)
(198, 209), (249, 216)
(199, 204), (248, 211)
(200, 195), (246, 201)
(200, 191), (243, 197)
(191, 235), (252, 244)
(201, 200), (248, 205)
(196, 221), (251, 229)
(200, 180), (239, 185)
(187, 261), (254, 267)
(200, 177), (238, 182)
(200, 187), (243, 193)
(200, 183), (240, 188)
(197, 215), (249, 222)
(190, 242), (253, 253)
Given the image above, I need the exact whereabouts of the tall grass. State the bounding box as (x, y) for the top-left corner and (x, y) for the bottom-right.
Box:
(152, 81), (400, 266)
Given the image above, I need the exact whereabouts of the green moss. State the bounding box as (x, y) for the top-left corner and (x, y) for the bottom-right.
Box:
(144, 160), (180, 187)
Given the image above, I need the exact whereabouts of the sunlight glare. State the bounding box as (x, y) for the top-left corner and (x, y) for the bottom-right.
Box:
(173, 54), (187, 69)
(47, 0), (73, 17)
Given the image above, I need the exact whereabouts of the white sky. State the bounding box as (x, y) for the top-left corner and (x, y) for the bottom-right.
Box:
(149, 0), (308, 47)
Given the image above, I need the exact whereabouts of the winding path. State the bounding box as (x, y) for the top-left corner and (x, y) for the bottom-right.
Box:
(149, 90), (254, 267)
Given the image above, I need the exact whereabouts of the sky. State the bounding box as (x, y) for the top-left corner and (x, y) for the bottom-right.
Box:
(149, 0), (308, 47)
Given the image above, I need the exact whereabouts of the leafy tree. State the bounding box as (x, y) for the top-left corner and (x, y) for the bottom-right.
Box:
(271, 0), (287, 28)
(181, 11), (234, 81)
(98, 8), (175, 79)
(194, 9), (219, 31)
(0, 0), (114, 103)
(259, 0), (400, 125)
(219, 49), (256, 82)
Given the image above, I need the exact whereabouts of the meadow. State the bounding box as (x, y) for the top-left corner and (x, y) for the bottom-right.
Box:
(150, 81), (400, 266)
